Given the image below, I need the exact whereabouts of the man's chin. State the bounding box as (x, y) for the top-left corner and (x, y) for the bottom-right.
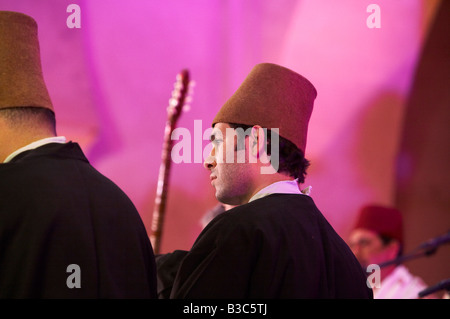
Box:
(216, 193), (235, 206)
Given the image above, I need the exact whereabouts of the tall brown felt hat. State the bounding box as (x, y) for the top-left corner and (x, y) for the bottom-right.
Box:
(212, 63), (317, 153)
(353, 205), (404, 244)
(0, 11), (53, 112)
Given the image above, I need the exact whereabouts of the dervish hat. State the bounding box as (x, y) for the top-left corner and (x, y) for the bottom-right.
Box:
(0, 11), (53, 112)
(212, 63), (317, 153)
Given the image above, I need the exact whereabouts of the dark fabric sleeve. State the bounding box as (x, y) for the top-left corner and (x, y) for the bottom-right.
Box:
(168, 210), (269, 299)
(155, 250), (188, 299)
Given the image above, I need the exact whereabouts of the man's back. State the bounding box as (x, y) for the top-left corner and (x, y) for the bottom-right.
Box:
(0, 142), (156, 298)
(170, 194), (372, 298)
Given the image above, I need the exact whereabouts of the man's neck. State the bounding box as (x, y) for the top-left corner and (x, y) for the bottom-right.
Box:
(1, 134), (62, 163)
(245, 173), (296, 203)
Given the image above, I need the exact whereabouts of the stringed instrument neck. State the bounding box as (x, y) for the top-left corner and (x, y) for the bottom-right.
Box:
(150, 69), (192, 254)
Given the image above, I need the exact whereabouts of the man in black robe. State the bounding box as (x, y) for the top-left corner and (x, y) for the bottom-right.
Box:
(0, 11), (156, 298)
(158, 63), (372, 298)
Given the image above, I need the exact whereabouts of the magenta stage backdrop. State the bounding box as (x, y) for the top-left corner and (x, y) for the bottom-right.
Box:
(2, 1), (447, 289)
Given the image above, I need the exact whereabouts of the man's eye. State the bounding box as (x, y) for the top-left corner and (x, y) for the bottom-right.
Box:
(359, 239), (372, 247)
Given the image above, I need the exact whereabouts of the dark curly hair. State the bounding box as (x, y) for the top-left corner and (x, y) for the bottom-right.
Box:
(227, 123), (310, 183)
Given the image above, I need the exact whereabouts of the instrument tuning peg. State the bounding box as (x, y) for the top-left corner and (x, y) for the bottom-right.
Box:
(169, 97), (179, 107)
(174, 82), (183, 90)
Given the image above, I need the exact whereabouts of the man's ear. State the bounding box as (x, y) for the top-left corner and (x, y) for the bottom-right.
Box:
(250, 125), (266, 158)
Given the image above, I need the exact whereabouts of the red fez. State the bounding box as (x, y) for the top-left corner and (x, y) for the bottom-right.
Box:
(353, 205), (404, 244)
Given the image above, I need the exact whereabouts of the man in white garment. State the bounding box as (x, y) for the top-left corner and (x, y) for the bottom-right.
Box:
(348, 204), (431, 298)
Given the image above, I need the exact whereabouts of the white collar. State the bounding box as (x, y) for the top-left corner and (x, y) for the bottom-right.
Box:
(3, 136), (67, 163)
(248, 179), (312, 203)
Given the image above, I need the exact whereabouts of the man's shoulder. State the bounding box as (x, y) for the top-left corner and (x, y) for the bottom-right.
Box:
(0, 142), (135, 206)
(226, 193), (318, 221)
(203, 194), (320, 239)
(234, 193), (314, 210)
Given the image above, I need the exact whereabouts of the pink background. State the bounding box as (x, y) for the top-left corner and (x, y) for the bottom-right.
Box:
(2, 0), (448, 292)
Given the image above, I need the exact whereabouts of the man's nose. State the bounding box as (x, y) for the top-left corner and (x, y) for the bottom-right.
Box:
(203, 148), (216, 170)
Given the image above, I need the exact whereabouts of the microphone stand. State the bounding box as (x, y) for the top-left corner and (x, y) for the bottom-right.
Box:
(418, 278), (450, 298)
(377, 245), (436, 268)
(378, 230), (450, 268)
(377, 230), (450, 298)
